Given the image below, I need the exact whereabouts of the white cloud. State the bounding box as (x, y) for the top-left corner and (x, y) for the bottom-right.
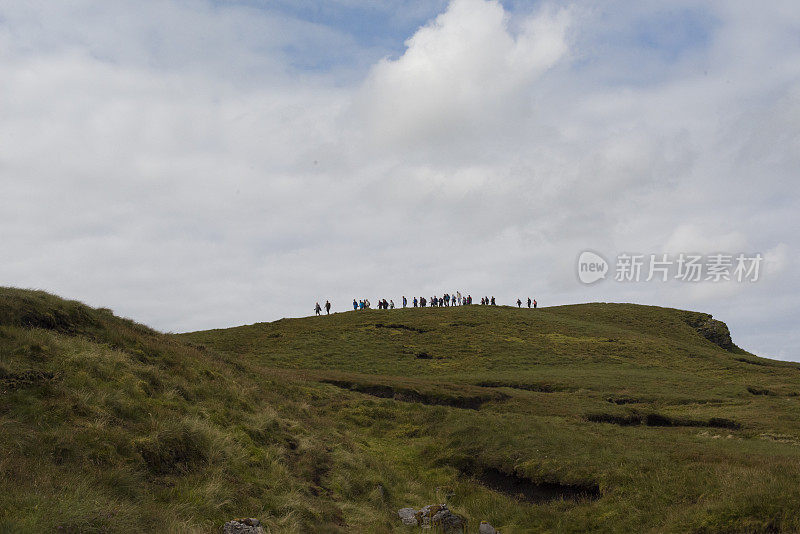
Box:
(764, 243), (791, 277)
(662, 225), (748, 255)
(356, 0), (571, 152)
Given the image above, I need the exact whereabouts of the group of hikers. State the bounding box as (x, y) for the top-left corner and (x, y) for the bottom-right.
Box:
(353, 298), (395, 310)
(314, 300), (332, 315)
(316, 294), (538, 315)
(410, 292), (469, 307)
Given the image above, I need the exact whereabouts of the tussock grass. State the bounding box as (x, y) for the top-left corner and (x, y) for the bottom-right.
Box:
(5, 287), (800, 532)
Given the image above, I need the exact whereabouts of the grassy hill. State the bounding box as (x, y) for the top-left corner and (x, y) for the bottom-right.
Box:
(3, 287), (800, 532)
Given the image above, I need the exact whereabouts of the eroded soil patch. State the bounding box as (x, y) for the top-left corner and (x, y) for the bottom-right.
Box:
(606, 396), (643, 405)
(373, 323), (427, 334)
(474, 381), (572, 393)
(747, 386), (776, 396)
(461, 465), (599, 503)
(735, 357), (773, 367)
(586, 412), (741, 429)
(321, 379), (503, 410)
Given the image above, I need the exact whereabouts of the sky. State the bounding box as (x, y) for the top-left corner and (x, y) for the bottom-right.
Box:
(0, 0), (798, 360)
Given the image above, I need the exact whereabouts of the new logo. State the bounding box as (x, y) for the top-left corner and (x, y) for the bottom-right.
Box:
(577, 251), (608, 284)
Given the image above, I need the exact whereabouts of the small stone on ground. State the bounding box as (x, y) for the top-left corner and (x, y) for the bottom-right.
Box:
(221, 518), (265, 534)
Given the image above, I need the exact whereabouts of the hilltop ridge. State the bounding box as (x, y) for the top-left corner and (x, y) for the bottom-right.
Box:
(2, 287), (800, 533)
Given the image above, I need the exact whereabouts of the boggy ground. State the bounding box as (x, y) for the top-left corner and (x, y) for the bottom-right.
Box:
(2, 287), (800, 532)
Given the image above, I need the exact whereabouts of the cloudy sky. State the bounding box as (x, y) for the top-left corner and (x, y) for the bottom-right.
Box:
(1, 0), (798, 360)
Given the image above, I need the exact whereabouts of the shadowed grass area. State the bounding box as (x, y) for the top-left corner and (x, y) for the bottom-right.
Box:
(3, 287), (800, 532)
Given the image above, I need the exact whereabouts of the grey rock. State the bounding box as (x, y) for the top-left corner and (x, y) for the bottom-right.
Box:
(431, 507), (467, 533)
(398, 508), (418, 526)
(399, 504), (466, 533)
(221, 518), (265, 534)
(479, 521), (499, 534)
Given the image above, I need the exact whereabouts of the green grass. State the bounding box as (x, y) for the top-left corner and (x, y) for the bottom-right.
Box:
(3, 287), (800, 532)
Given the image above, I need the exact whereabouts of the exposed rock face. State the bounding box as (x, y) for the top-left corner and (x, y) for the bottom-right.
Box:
(683, 312), (735, 351)
(398, 507), (418, 526)
(221, 518), (265, 534)
(479, 521), (499, 534)
(397, 504), (467, 532)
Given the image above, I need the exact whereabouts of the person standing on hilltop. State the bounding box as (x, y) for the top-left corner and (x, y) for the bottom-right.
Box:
(403, 296), (407, 308)
(534, 299), (537, 308)
(413, 297), (417, 307)
(315, 302), (322, 316)
(390, 299), (395, 309)
(353, 299), (358, 310)
(491, 296), (496, 305)
(517, 299), (522, 307)
(527, 297), (531, 308)
(325, 300), (331, 314)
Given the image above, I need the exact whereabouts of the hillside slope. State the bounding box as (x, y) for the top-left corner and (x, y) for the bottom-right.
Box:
(3, 288), (800, 532)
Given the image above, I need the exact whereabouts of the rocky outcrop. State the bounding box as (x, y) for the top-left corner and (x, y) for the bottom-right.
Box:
(683, 312), (735, 351)
(221, 518), (265, 534)
(398, 504), (467, 532)
(398, 507), (419, 526)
